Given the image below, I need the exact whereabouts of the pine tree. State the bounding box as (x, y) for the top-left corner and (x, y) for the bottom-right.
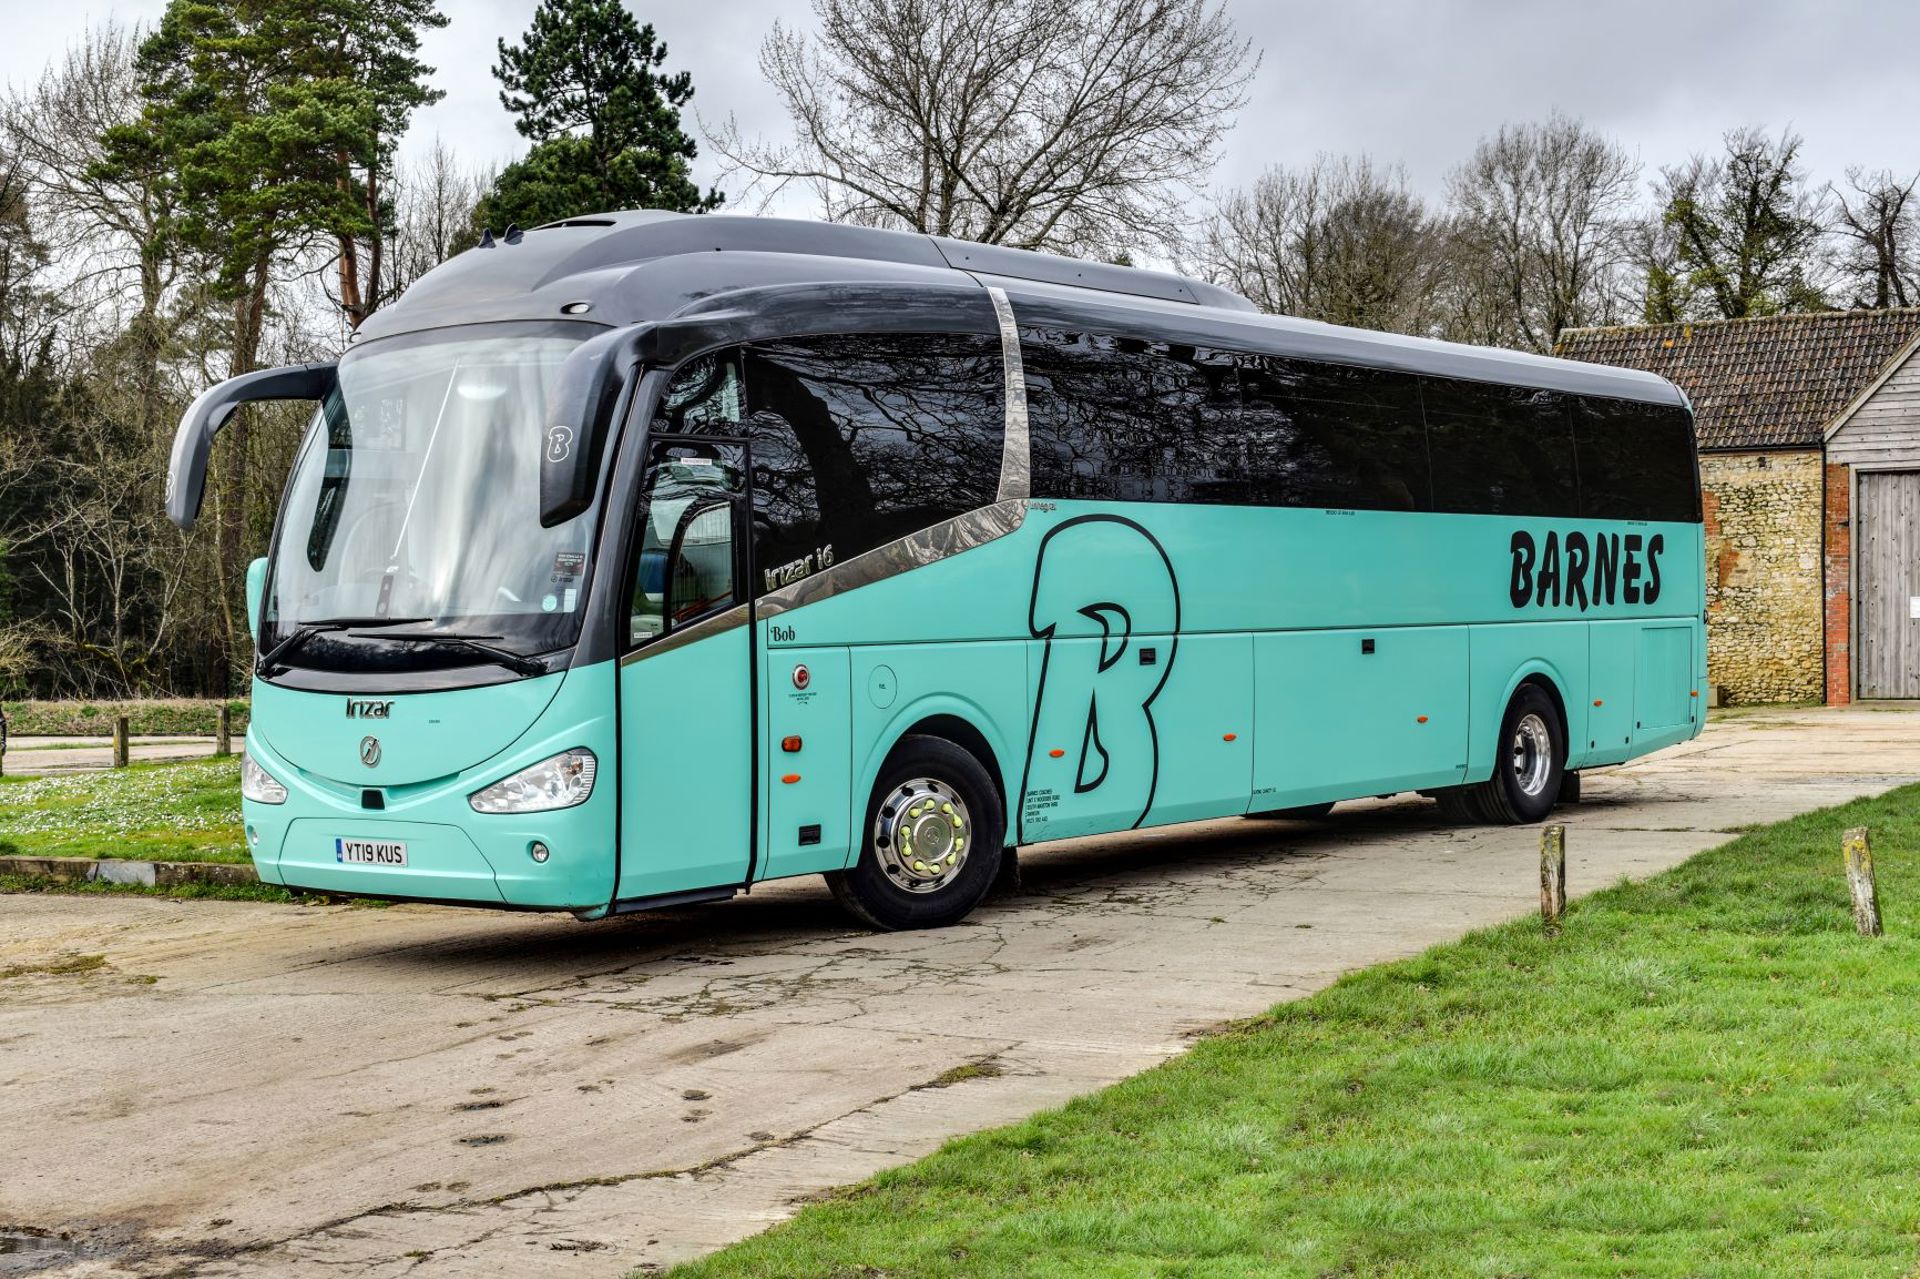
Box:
(97, 0), (445, 686)
(476, 0), (720, 232)
(103, 0), (446, 355)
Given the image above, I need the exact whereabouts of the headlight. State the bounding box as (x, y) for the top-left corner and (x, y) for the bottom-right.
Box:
(241, 750), (288, 805)
(469, 748), (597, 814)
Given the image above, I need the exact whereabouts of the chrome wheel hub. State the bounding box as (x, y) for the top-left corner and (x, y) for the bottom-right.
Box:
(1511, 712), (1553, 798)
(874, 778), (970, 894)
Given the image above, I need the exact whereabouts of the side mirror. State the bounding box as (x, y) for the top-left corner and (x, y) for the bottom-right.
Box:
(245, 556), (270, 645)
(168, 363), (336, 530)
(541, 325), (654, 528)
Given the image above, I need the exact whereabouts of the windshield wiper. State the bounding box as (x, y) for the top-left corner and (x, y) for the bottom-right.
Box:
(259, 616), (432, 673)
(353, 630), (548, 677)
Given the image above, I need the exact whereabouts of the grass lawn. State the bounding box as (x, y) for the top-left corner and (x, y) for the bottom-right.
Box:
(0, 757), (247, 863)
(670, 785), (1920, 1279)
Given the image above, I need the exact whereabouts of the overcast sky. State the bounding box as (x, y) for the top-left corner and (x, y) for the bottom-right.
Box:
(8, 1), (1920, 222)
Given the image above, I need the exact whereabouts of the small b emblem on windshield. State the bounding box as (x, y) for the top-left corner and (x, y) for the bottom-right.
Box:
(359, 736), (382, 768)
(545, 425), (573, 463)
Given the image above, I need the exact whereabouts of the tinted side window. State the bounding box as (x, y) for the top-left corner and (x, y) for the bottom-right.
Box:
(655, 350), (746, 433)
(744, 333), (1004, 594)
(1022, 328), (1241, 502)
(1235, 357), (1431, 511)
(1423, 379), (1579, 518)
(1576, 398), (1702, 523)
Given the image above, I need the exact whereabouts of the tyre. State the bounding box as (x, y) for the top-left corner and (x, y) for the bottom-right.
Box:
(1246, 801), (1336, 821)
(1474, 684), (1565, 824)
(827, 734), (1005, 931)
(1431, 685), (1564, 825)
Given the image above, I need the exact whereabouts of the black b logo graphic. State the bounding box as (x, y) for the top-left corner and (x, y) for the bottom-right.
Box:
(1022, 516), (1180, 840)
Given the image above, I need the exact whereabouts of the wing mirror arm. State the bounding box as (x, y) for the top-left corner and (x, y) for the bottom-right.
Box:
(541, 323), (657, 528)
(167, 363), (337, 530)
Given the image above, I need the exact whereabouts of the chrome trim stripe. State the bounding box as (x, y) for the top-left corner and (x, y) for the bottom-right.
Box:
(619, 602), (750, 666)
(988, 286), (1031, 502)
(759, 499), (1028, 619)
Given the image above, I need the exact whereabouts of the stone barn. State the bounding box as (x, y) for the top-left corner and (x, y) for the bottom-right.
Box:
(1559, 309), (1920, 704)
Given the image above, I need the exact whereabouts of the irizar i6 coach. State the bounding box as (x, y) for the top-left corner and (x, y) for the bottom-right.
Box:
(168, 211), (1704, 931)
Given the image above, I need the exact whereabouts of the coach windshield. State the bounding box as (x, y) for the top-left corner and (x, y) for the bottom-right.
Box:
(260, 321), (605, 677)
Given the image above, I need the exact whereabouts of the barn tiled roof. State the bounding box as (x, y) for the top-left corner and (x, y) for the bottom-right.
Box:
(1556, 309), (1920, 451)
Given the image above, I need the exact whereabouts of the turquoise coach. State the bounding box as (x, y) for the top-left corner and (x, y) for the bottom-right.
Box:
(166, 211), (1704, 930)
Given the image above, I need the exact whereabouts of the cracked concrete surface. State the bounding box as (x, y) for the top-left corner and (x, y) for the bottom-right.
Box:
(3, 704), (1918, 1277)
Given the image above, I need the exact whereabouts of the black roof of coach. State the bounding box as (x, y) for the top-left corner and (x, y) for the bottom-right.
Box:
(356, 209), (1683, 408)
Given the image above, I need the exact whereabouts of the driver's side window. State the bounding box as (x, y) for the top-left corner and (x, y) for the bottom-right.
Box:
(629, 439), (745, 646)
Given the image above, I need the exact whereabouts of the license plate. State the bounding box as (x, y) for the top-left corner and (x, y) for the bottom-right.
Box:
(336, 837), (409, 867)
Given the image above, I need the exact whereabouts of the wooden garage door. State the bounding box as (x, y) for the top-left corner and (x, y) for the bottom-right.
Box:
(1858, 470), (1920, 698)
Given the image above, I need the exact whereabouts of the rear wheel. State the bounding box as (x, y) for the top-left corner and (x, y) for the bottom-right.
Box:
(827, 735), (1004, 931)
(1432, 684), (1564, 825)
(1479, 685), (1565, 824)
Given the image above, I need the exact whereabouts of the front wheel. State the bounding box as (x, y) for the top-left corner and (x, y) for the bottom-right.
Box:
(827, 735), (1005, 931)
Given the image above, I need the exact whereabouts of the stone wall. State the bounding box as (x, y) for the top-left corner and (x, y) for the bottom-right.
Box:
(1700, 449), (1825, 703)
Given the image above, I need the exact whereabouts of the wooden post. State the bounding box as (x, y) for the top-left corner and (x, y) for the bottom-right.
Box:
(113, 716), (130, 769)
(1540, 823), (1567, 932)
(1843, 826), (1883, 937)
(216, 704), (232, 757)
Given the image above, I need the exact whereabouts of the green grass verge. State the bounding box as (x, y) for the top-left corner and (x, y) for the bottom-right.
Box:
(669, 785), (1920, 1279)
(0, 873), (298, 903)
(0, 757), (247, 863)
(2, 698), (248, 738)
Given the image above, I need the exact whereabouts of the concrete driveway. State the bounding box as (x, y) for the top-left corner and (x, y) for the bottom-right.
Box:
(3, 704), (1918, 1277)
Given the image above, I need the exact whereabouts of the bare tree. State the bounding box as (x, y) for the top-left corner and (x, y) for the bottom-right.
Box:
(1197, 155), (1440, 334)
(1830, 167), (1920, 310)
(385, 138), (489, 299)
(1444, 113), (1640, 352)
(1647, 126), (1829, 320)
(0, 21), (182, 441)
(713, 0), (1255, 260)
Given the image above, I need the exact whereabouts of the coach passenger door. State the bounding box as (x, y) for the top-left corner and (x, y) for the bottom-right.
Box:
(616, 439), (755, 900)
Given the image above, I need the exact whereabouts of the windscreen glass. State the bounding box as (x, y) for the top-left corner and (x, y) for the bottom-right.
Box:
(263, 321), (601, 675)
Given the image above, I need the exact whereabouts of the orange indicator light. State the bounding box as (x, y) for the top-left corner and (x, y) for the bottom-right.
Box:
(1416, 716), (1428, 724)
(1222, 733), (1237, 741)
(781, 773), (801, 784)
(1594, 699), (1604, 707)
(781, 736), (802, 752)
(1048, 748), (1065, 758)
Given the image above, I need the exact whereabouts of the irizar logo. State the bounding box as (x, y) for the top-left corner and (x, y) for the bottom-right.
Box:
(346, 699), (393, 720)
